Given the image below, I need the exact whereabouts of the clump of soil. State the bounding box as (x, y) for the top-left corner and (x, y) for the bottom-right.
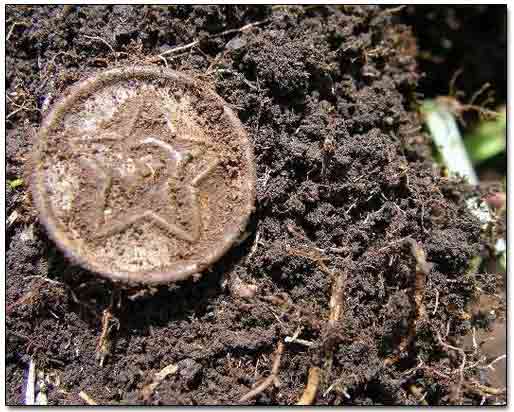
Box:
(6, 5), (504, 405)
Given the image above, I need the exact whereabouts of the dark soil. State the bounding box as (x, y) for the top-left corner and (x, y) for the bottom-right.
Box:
(400, 5), (507, 178)
(401, 5), (507, 106)
(6, 5), (505, 405)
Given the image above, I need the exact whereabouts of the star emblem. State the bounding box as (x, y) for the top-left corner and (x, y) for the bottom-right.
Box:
(71, 93), (220, 243)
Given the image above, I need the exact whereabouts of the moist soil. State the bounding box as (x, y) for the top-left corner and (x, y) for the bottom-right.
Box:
(401, 5), (507, 178)
(401, 5), (507, 107)
(6, 5), (505, 405)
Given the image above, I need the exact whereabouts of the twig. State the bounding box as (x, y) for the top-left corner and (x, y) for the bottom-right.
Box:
(25, 358), (36, 405)
(296, 367), (321, 405)
(239, 342), (284, 403)
(79, 391), (97, 405)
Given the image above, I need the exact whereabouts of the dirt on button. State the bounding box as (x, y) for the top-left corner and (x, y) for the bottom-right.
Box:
(32, 67), (255, 284)
(6, 5), (504, 405)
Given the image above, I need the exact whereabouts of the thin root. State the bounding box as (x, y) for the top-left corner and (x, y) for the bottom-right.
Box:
(436, 331), (466, 404)
(154, 19), (270, 63)
(96, 295), (120, 367)
(239, 342), (284, 403)
(141, 364), (179, 401)
(465, 381), (506, 396)
(409, 384), (428, 405)
(297, 367), (321, 405)
(79, 391), (98, 405)
(385, 239), (431, 366)
(83, 35), (118, 63)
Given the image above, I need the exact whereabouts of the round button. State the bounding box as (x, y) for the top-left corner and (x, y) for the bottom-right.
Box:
(32, 67), (256, 284)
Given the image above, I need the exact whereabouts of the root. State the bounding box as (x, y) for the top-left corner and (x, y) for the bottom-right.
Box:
(288, 235), (347, 405)
(425, 364), (506, 402)
(296, 367), (321, 405)
(409, 384), (428, 405)
(96, 291), (121, 367)
(6, 95), (34, 120)
(79, 391), (98, 405)
(286, 245), (332, 276)
(6, 21), (29, 41)
(385, 238), (430, 366)
(141, 364), (179, 401)
(328, 269), (345, 325)
(152, 19), (270, 64)
(83, 35), (118, 63)
(409, 238), (430, 319)
(432, 289), (440, 315)
(96, 309), (113, 367)
(438, 73), (499, 124)
(435, 331), (466, 404)
(381, 5), (406, 15)
(484, 354), (506, 371)
(285, 327), (314, 347)
(239, 342), (284, 403)
(465, 381), (506, 397)
(25, 358), (36, 405)
(322, 266), (346, 381)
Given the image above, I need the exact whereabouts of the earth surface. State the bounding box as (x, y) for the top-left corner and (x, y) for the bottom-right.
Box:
(6, 5), (506, 405)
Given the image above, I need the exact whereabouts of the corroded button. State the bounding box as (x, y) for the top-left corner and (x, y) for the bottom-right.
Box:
(32, 67), (256, 284)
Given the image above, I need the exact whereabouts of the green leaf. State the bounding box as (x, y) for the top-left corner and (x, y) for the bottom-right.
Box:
(8, 178), (24, 189)
(464, 109), (506, 164)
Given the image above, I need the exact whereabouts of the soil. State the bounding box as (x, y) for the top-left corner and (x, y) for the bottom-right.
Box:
(6, 5), (505, 405)
(400, 6), (507, 179)
(401, 5), (507, 107)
